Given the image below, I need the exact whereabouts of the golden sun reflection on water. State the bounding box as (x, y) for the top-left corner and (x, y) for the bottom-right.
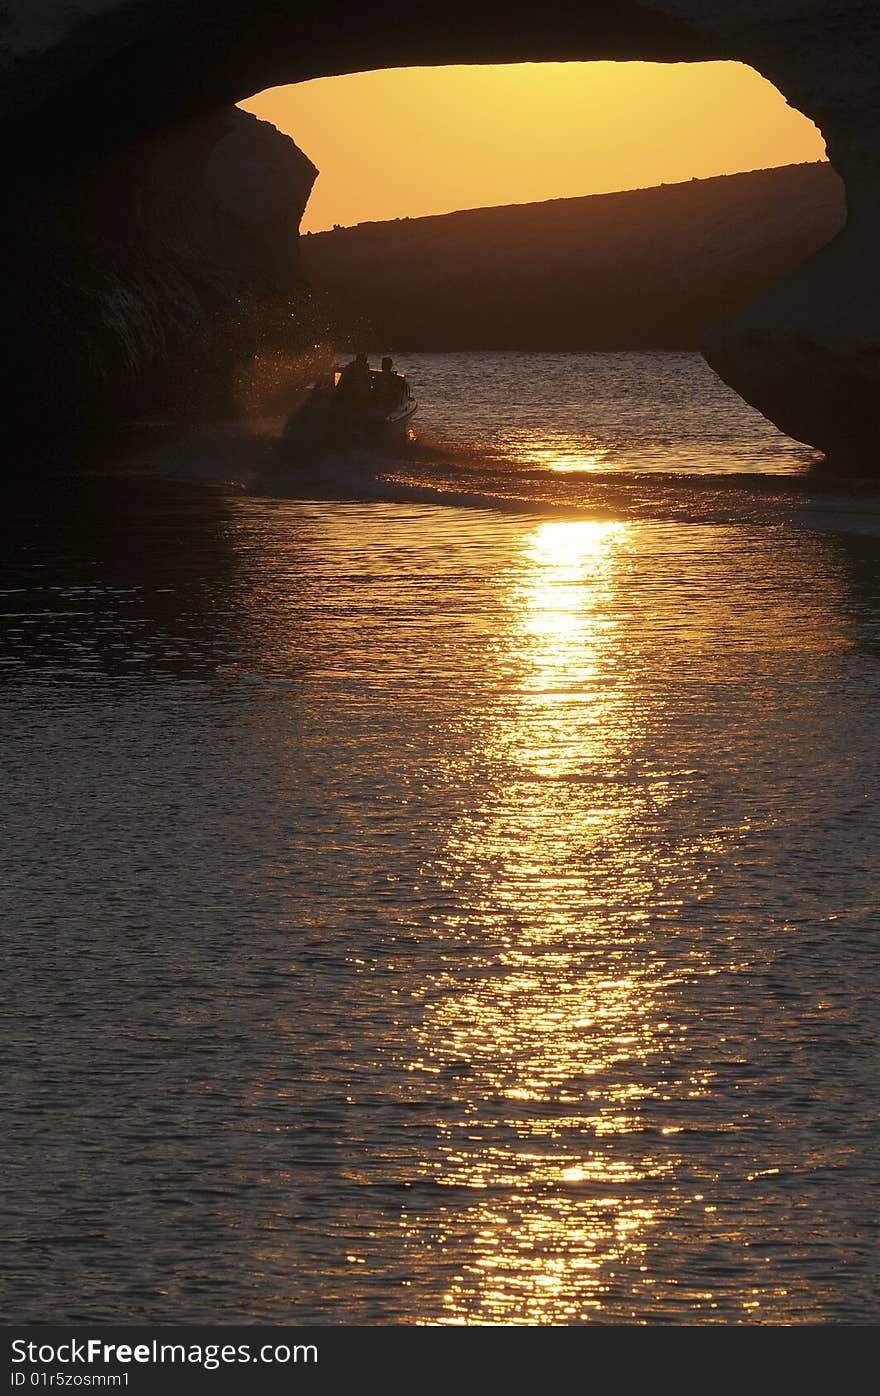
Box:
(106, 500), (870, 1325)
(497, 519), (628, 780)
(403, 518), (699, 1323)
(505, 438), (613, 473)
(531, 443), (612, 472)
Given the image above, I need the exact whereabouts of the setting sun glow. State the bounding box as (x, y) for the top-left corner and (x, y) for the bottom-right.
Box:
(240, 61), (827, 231)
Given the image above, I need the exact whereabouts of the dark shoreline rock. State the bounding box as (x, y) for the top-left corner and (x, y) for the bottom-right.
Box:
(5, 107), (318, 454)
(702, 214), (880, 468)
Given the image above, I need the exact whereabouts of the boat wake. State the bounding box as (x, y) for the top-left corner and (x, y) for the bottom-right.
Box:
(118, 416), (880, 538)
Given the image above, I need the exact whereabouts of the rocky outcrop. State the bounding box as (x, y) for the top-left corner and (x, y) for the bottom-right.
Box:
(2, 1), (879, 460)
(702, 219), (880, 464)
(6, 106), (317, 444)
(660, 4), (880, 465)
(302, 164), (845, 352)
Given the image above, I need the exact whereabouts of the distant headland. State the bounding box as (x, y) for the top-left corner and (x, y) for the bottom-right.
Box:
(302, 163), (844, 353)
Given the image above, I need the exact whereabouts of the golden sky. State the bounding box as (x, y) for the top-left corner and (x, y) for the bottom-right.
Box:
(240, 62), (826, 233)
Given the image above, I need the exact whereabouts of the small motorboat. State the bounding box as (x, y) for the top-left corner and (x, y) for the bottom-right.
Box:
(279, 359), (417, 459)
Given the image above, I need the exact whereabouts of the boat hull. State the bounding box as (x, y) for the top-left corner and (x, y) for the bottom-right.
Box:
(279, 382), (418, 460)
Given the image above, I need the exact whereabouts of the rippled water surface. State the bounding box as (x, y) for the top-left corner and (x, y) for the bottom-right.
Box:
(3, 353), (880, 1323)
(403, 350), (822, 475)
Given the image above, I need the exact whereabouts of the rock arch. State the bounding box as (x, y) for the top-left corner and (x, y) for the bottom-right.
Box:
(2, 1), (878, 459)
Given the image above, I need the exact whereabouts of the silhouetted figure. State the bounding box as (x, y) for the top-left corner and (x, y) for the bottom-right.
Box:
(336, 352), (373, 410)
(375, 355), (405, 412)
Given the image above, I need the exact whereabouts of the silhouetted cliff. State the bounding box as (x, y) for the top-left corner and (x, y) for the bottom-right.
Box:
(7, 107), (318, 448)
(301, 164), (844, 351)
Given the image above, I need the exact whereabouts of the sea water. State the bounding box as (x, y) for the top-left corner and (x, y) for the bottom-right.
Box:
(2, 352), (879, 1323)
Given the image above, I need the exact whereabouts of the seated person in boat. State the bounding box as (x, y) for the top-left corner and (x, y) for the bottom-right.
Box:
(374, 356), (406, 412)
(335, 352), (373, 410)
